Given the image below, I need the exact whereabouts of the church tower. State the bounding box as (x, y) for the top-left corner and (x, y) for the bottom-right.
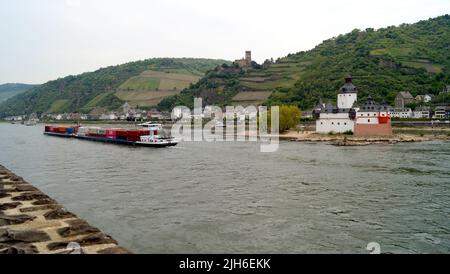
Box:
(337, 76), (358, 109)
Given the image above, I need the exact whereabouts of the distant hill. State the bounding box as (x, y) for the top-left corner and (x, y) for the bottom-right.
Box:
(159, 15), (450, 110)
(0, 83), (37, 103)
(0, 58), (229, 117)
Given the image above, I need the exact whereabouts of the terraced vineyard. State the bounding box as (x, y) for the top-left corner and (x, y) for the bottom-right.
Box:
(231, 91), (273, 106)
(0, 58), (228, 117)
(159, 15), (450, 110)
(116, 70), (202, 107)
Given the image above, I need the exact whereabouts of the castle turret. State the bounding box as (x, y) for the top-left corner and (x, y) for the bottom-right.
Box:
(337, 75), (358, 109)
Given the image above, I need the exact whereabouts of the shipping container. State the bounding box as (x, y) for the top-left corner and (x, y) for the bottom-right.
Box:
(116, 130), (128, 138)
(87, 127), (100, 134)
(105, 128), (122, 139)
(65, 127), (76, 134)
(77, 127), (89, 136)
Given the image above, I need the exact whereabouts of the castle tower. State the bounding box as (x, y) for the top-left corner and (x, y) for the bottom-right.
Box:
(245, 51), (252, 66)
(337, 75), (358, 109)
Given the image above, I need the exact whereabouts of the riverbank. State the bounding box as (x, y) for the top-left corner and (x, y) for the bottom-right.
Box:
(0, 164), (130, 254)
(280, 129), (450, 146)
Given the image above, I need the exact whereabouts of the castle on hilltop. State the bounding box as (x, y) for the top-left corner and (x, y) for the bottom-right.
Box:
(313, 76), (393, 136)
(235, 51), (252, 68)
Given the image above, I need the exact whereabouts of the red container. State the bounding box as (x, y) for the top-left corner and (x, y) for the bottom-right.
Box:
(124, 129), (149, 142)
(87, 133), (107, 138)
(127, 130), (139, 135)
(138, 129), (150, 136)
(106, 129), (117, 139)
(116, 130), (128, 137)
(54, 126), (67, 133)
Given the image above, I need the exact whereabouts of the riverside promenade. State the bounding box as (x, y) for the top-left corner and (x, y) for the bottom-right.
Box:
(0, 164), (130, 254)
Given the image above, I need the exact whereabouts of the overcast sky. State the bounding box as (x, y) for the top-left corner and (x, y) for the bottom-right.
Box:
(1, 0), (449, 84)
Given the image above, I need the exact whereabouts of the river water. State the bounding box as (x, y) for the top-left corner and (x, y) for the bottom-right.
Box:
(0, 123), (449, 254)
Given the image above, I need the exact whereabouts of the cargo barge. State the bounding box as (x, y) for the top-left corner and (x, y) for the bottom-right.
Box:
(44, 124), (178, 148)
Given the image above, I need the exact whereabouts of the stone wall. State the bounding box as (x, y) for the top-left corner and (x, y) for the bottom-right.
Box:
(354, 123), (393, 137)
(0, 165), (130, 254)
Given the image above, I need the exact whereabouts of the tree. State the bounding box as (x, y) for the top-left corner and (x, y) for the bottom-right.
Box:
(279, 105), (301, 132)
(264, 105), (302, 132)
(406, 102), (418, 110)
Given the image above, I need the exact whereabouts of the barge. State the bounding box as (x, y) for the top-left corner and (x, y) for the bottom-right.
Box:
(44, 124), (178, 148)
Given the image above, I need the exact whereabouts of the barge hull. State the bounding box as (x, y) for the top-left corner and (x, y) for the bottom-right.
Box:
(43, 132), (73, 138)
(44, 132), (177, 148)
(76, 135), (177, 147)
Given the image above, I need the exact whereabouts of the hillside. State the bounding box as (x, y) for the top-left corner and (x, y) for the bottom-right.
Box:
(0, 58), (228, 117)
(0, 83), (37, 103)
(115, 70), (202, 107)
(159, 15), (450, 110)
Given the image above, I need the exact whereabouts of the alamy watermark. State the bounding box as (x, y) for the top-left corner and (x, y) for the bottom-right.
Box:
(170, 98), (280, 152)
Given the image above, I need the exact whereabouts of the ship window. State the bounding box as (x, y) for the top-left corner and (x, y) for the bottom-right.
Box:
(344, 123), (347, 125)
(321, 122), (323, 125)
(338, 122), (340, 125)
(332, 122), (334, 125)
(368, 119), (371, 122)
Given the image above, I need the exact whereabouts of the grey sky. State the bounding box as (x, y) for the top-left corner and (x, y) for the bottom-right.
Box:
(1, 0), (449, 84)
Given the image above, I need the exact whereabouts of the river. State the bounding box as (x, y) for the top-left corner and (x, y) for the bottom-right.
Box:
(0, 123), (449, 253)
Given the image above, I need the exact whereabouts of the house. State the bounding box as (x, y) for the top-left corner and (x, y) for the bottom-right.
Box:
(4, 116), (24, 121)
(442, 85), (450, 94)
(67, 113), (81, 120)
(100, 113), (118, 120)
(146, 109), (163, 120)
(301, 111), (313, 119)
(433, 106), (450, 119)
(122, 102), (131, 114)
(87, 114), (100, 121)
(395, 92), (415, 109)
(415, 94), (433, 104)
(390, 108), (413, 119)
(412, 107), (431, 119)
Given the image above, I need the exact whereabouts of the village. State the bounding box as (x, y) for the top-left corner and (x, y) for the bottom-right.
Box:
(3, 84), (450, 129)
(2, 52), (450, 129)
(3, 103), (172, 123)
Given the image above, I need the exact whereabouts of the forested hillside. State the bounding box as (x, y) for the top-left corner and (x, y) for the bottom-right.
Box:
(159, 15), (450, 110)
(0, 83), (37, 103)
(0, 58), (228, 117)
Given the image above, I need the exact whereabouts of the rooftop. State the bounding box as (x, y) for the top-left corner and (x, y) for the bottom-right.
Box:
(359, 96), (390, 112)
(397, 91), (414, 99)
(338, 76), (358, 94)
